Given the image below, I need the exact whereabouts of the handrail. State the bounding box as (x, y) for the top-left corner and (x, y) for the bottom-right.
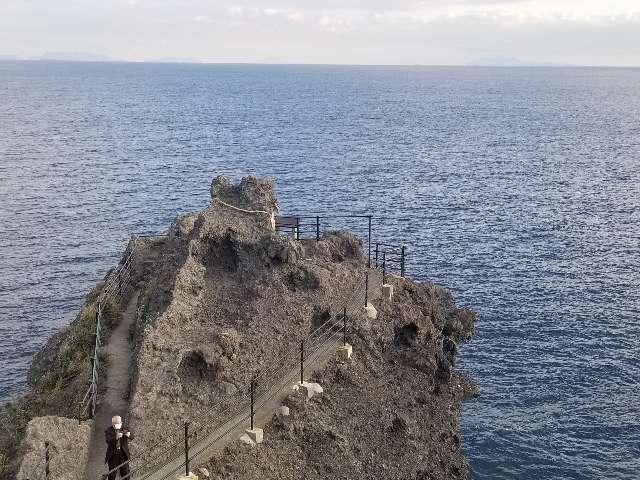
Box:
(93, 218), (406, 479)
(108, 268), (379, 480)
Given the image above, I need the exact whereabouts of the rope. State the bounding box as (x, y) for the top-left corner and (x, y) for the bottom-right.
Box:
(213, 198), (273, 216)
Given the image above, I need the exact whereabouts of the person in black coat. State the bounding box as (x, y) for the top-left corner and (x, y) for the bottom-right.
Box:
(105, 415), (134, 480)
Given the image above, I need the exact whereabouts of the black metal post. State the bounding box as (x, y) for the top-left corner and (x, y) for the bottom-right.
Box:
(375, 243), (379, 267)
(367, 215), (372, 268)
(401, 246), (406, 277)
(316, 216), (320, 241)
(250, 377), (255, 430)
(295, 217), (300, 240)
(365, 271), (369, 307)
(343, 307), (347, 346)
(300, 340), (304, 384)
(382, 251), (387, 284)
(184, 422), (190, 476)
(45, 442), (50, 480)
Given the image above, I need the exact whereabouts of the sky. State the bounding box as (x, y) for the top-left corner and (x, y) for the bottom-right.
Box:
(1, 0), (639, 65)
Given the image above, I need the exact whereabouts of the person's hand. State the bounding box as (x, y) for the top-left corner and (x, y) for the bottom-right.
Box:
(116, 432), (123, 439)
(125, 431), (130, 438)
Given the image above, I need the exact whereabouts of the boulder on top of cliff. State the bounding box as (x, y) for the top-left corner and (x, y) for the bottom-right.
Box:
(17, 416), (91, 480)
(210, 175), (278, 213)
(304, 231), (364, 263)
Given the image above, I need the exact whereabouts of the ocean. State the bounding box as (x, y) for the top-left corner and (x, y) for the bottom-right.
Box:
(0, 61), (638, 479)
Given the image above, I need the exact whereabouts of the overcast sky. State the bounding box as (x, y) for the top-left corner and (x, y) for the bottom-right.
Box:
(1, 0), (639, 65)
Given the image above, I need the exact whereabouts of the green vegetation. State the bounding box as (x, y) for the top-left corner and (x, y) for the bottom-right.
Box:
(0, 290), (122, 480)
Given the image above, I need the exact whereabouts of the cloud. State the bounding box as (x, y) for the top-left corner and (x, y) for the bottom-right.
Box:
(0, 0), (639, 65)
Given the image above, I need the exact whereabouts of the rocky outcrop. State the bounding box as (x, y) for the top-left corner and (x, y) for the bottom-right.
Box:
(17, 416), (91, 480)
(121, 176), (477, 479)
(127, 176), (372, 461)
(5, 175), (478, 480)
(203, 274), (477, 479)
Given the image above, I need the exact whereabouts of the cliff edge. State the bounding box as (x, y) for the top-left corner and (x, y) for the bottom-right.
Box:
(1, 175), (477, 480)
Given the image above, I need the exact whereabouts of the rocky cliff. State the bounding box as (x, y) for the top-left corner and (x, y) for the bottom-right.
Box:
(203, 276), (477, 480)
(2, 175), (477, 480)
(127, 176), (374, 457)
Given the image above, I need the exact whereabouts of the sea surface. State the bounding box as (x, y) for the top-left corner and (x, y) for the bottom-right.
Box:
(0, 61), (638, 479)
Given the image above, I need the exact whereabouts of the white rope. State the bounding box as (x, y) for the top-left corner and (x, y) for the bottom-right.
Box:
(213, 197), (273, 216)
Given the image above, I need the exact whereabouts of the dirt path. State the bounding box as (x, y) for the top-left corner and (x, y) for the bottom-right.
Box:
(85, 291), (139, 479)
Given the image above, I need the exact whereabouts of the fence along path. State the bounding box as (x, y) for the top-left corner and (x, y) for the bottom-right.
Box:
(81, 239), (139, 479)
(110, 269), (381, 480)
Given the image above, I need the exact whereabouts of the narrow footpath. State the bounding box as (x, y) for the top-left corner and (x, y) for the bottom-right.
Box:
(85, 291), (139, 479)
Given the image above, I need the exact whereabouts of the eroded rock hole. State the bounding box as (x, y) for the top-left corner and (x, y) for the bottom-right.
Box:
(311, 308), (332, 330)
(178, 350), (217, 384)
(205, 234), (239, 273)
(394, 323), (419, 348)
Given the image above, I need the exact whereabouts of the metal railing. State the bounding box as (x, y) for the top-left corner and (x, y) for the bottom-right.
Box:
(81, 223), (405, 479)
(101, 243), (137, 303)
(104, 269), (378, 480)
(374, 242), (407, 280)
(276, 214), (373, 267)
(79, 304), (103, 422)
(78, 240), (138, 423)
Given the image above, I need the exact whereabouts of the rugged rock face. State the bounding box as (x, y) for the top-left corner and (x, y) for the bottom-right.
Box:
(16, 416), (91, 480)
(123, 176), (477, 479)
(128, 176), (372, 459)
(5, 175), (478, 480)
(203, 276), (477, 480)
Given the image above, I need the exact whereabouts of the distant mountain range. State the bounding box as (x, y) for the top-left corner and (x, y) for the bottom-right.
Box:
(0, 52), (118, 62)
(0, 52), (205, 63)
(467, 56), (568, 67)
(0, 53), (573, 66)
(34, 52), (117, 62)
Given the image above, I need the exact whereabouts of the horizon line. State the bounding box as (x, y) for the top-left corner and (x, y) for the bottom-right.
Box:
(1, 58), (640, 68)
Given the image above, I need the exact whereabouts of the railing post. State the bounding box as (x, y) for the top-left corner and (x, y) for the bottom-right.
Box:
(300, 340), (304, 384)
(401, 246), (406, 278)
(250, 376), (255, 430)
(44, 441), (50, 480)
(95, 305), (100, 340)
(316, 216), (320, 241)
(184, 422), (190, 476)
(367, 215), (372, 268)
(364, 271), (369, 307)
(375, 243), (379, 267)
(382, 251), (387, 284)
(343, 306), (347, 346)
(295, 217), (300, 240)
(89, 357), (96, 419)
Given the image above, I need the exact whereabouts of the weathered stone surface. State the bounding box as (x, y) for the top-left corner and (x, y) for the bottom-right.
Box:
(17, 416), (91, 480)
(245, 428), (264, 444)
(201, 259), (477, 480)
(337, 343), (353, 360)
(238, 433), (256, 447)
(277, 405), (290, 417)
(210, 175), (278, 213)
(127, 176), (372, 466)
(293, 381), (324, 399)
(364, 303), (378, 319)
(382, 283), (394, 301)
(176, 473), (199, 480)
